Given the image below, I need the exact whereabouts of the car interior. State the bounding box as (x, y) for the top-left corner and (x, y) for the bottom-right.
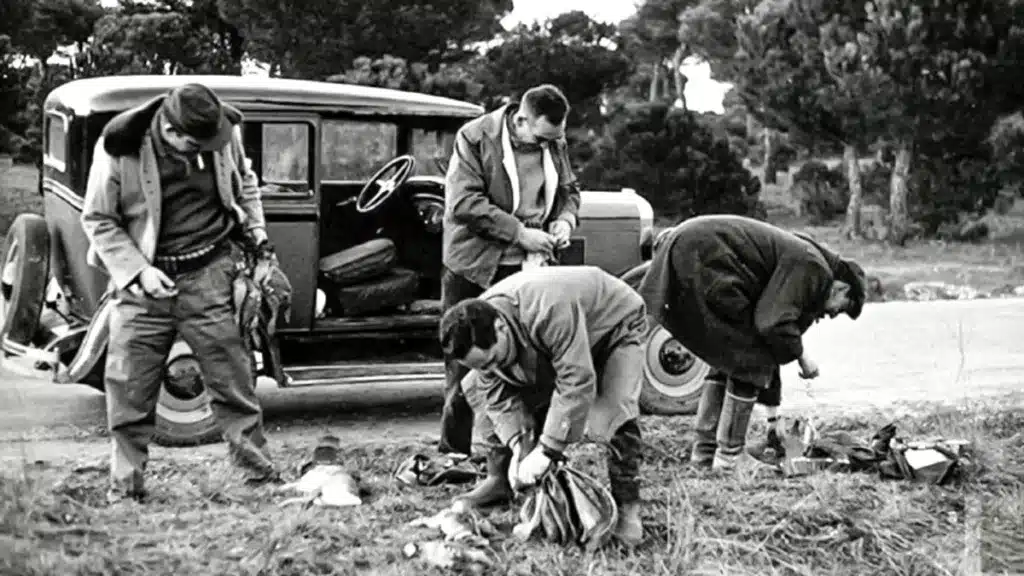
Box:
(244, 116), (456, 325)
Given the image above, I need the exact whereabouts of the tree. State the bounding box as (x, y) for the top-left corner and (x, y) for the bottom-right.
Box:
(83, 0), (243, 76)
(220, 0), (513, 79)
(620, 0), (697, 105)
(820, 0), (1024, 243)
(478, 12), (633, 132)
(329, 55), (485, 102)
(581, 102), (763, 222)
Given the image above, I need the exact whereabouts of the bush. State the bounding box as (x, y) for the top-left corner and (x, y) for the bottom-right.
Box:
(790, 160), (848, 224)
(579, 102), (763, 222)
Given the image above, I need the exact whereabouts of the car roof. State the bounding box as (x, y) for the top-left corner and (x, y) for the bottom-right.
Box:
(44, 75), (485, 118)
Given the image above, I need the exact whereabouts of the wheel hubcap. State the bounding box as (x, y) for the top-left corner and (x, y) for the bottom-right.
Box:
(658, 339), (697, 376)
(164, 355), (204, 401)
(643, 325), (708, 398)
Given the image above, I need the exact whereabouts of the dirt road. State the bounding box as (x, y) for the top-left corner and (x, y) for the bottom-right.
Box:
(1, 298), (1022, 465)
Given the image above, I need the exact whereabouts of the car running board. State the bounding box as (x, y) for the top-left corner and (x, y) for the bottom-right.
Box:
(275, 361), (446, 388)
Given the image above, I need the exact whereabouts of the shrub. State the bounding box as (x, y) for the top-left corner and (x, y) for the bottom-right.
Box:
(579, 102), (763, 223)
(790, 160), (848, 224)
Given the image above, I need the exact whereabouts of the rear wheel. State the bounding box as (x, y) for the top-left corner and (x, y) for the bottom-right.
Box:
(621, 262), (708, 416)
(1, 214), (50, 346)
(153, 342), (221, 447)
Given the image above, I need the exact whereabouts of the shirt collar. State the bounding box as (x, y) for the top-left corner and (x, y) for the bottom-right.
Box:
(504, 104), (543, 153)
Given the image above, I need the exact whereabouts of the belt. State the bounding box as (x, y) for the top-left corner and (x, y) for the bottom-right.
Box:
(153, 240), (229, 277)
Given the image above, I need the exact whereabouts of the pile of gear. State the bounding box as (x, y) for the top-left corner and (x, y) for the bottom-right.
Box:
(774, 419), (970, 485)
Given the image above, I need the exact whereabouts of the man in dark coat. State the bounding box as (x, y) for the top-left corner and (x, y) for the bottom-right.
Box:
(639, 215), (867, 472)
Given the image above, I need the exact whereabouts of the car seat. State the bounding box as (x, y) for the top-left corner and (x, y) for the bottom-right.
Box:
(318, 238), (421, 316)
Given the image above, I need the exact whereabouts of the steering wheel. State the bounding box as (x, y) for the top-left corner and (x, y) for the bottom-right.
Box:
(355, 155), (417, 214)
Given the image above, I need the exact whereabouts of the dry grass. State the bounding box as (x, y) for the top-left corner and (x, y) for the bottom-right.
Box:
(0, 162), (44, 236)
(2, 395), (1022, 576)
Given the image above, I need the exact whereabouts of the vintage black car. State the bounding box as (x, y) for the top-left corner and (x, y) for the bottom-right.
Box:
(0, 75), (708, 445)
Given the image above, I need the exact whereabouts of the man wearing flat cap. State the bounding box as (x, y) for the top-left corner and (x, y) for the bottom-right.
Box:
(82, 83), (280, 502)
(639, 215), (868, 473)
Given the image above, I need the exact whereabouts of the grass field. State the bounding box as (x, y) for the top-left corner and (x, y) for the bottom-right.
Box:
(2, 395), (1022, 576)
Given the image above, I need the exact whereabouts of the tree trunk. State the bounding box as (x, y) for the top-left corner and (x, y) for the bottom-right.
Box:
(648, 61), (660, 102)
(671, 46), (687, 110)
(746, 113), (756, 141)
(763, 128), (777, 185)
(843, 143), (863, 238)
(887, 141), (913, 246)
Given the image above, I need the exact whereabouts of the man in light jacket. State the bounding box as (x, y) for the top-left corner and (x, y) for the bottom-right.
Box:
(82, 83), (280, 503)
(439, 266), (645, 546)
(440, 85), (581, 472)
(639, 215), (867, 472)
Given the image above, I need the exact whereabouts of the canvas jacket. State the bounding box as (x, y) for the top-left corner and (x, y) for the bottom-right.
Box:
(442, 104), (582, 288)
(639, 215), (837, 387)
(81, 96), (265, 291)
(469, 266), (647, 452)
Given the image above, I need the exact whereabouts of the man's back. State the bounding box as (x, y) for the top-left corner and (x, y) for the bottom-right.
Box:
(483, 266), (645, 343)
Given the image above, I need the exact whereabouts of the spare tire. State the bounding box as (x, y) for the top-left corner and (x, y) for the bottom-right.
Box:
(330, 267), (420, 316)
(2, 214), (50, 346)
(319, 238), (397, 287)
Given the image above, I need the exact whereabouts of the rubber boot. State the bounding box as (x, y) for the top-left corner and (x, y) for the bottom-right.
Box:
(711, 390), (756, 473)
(691, 372), (727, 469)
(614, 502), (643, 546)
(452, 446), (513, 509)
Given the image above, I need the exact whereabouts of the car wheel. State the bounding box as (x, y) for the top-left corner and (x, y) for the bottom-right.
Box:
(1, 214), (50, 346)
(637, 316), (709, 415)
(621, 262), (709, 416)
(153, 342), (222, 447)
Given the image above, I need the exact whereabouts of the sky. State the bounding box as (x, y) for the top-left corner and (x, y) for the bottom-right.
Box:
(89, 0), (731, 113)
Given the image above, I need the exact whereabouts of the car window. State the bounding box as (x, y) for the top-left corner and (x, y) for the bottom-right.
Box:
(44, 113), (68, 172)
(242, 121), (313, 195)
(410, 128), (456, 177)
(321, 120), (398, 181)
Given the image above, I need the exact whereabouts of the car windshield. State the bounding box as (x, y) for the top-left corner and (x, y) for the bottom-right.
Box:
(409, 128), (456, 177)
(319, 119), (456, 182)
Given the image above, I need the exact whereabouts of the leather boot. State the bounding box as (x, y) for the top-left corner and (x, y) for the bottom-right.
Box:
(691, 372), (727, 468)
(452, 445), (513, 509)
(711, 390), (756, 473)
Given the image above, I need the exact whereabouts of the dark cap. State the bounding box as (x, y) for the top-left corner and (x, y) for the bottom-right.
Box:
(838, 259), (868, 320)
(160, 83), (232, 150)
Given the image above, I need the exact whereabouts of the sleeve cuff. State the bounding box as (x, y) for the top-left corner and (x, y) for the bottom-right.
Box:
(557, 212), (577, 231)
(540, 434), (568, 454)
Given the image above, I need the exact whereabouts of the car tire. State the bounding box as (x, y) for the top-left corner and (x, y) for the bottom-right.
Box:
(329, 267), (420, 316)
(1, 214), (50, 345)
(153, 342), (222, 447)
(621, 262), (708, 416)
(319, 238), (397, 287)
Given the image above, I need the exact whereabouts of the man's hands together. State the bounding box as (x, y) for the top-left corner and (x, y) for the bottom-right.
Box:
(507, 435), (554, 490)
(547, 219), (572, 249)
(517, 227), (556, 256)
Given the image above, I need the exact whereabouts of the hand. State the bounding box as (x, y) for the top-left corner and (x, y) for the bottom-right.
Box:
(798, 355), (820, 380)
(131, 266), (178, 299)
(516, 227), (556, 256)
(513, 445), (553, 489)
(547, 219), (572, 249)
